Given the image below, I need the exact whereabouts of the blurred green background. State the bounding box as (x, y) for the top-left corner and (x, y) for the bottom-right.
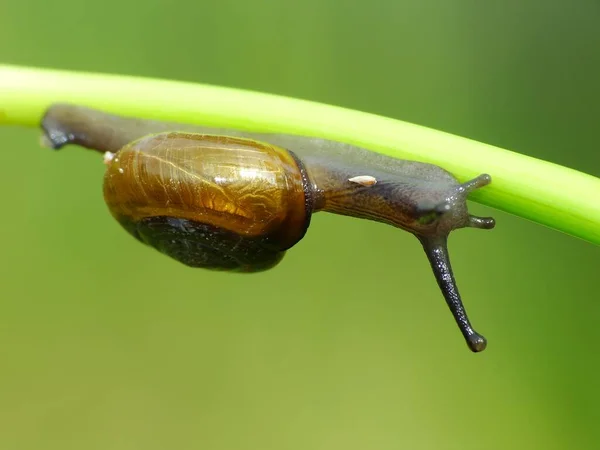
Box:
(1, 0), (599, 449)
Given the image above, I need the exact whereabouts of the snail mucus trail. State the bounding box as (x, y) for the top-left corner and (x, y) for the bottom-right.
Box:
(41, 104), (496, 352)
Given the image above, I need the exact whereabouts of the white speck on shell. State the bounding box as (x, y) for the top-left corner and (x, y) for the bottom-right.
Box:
(103, 151), (115, 165)
(348, 175), (377, 186)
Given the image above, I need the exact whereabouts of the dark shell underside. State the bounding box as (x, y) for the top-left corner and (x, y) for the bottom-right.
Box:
(124, 216), (286, 272)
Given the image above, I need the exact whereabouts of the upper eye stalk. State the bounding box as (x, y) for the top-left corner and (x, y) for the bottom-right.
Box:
(41, 103), (496, 353)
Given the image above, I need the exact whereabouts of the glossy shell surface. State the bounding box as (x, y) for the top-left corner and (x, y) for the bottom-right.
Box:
(103, 132), (310, 250)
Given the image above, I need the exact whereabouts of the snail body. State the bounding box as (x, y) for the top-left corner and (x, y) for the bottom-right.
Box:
(41, 104), (495, 352)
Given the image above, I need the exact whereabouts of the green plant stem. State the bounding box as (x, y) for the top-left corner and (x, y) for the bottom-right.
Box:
(1, 63), (598, 245)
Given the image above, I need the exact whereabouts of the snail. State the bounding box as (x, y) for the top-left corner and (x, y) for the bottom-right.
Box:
(41, 104), (495, 352)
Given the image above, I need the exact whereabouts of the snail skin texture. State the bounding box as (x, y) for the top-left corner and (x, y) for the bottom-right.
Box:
(41, 104), (496, 352)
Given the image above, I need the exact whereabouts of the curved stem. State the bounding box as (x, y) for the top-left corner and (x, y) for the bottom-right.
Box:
(1, 64), (599, 245)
